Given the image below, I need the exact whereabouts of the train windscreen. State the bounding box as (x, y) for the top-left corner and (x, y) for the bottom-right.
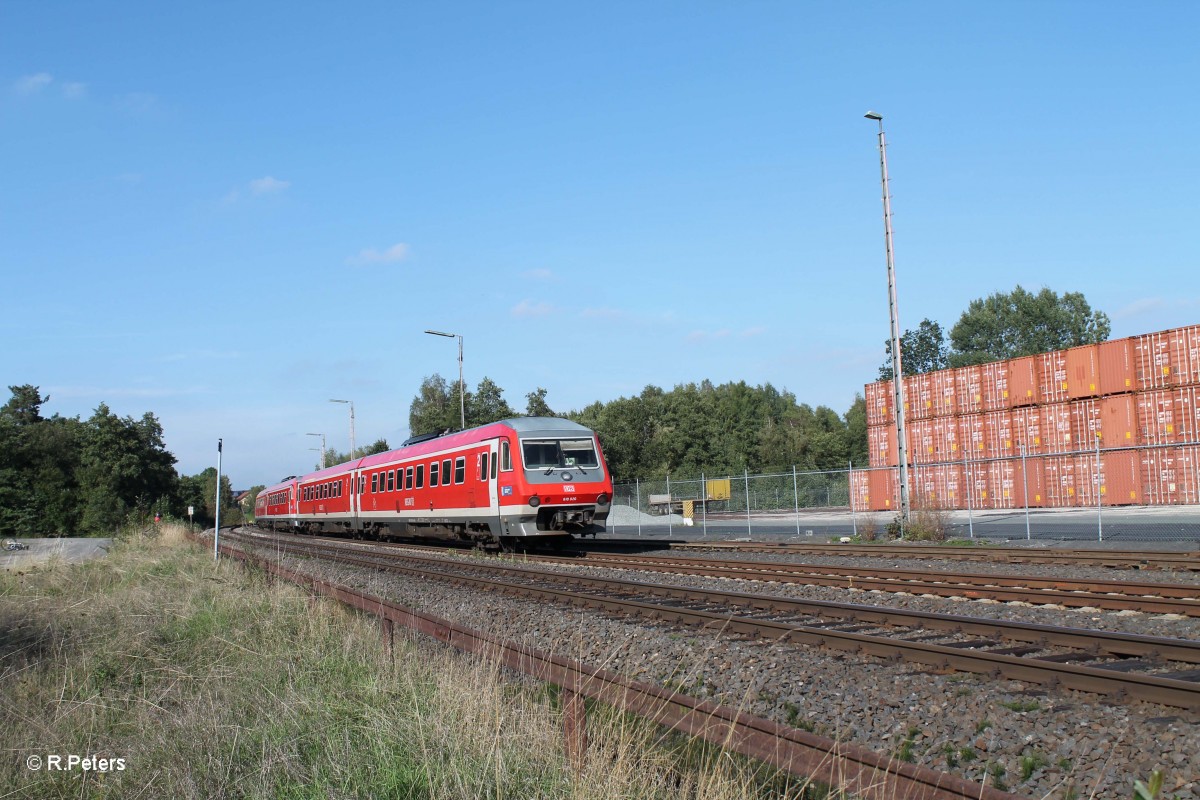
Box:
(521, 438), (599, 470)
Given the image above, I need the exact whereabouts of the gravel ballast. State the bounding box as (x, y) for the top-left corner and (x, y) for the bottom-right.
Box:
(247, 540), (1199, 800)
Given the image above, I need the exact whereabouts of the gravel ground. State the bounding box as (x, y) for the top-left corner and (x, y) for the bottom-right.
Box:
(248, 540), (1200, 800)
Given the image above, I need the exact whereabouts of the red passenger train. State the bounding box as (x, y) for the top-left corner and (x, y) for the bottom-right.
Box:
(254, 417), (613, 545)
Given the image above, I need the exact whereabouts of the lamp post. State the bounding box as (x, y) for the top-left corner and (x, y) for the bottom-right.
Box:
(307, 432), (326, 468)
(425, 329), (465, 429)
(865, 110), (911, 527)
(329, 399), (355, 461)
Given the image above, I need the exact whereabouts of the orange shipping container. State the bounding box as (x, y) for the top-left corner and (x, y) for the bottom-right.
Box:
(1142, 448), (1182, 505)
(1098, 394), (1140, 448)
(1167, 325), (1200, 387)
(983, 410), (1014, 460)
(866, 467), (899, 511)
(1098, 338), (1138, 396)
(849, 469), (871, 512)
(867, 424), (898, 468)
(908, 418), (937, 465)
(930, 369), (958, 419)
(1044, 455), (1081, 507)
(1011, 406), (1044, 455)
(960, 413), (986, 458)
(1101, 450), (1144, 506)
(911, 464), (963, 510)
(1041, 401), (1074, 454)
(865, 380), (893, 427)
(932, 417), (961, 464)
(981, 360), (1011, 411)
(954, 365), (984, 415)
(1012, 455), (1047, 508)
(1137, 389), (1190, 445)
(1037, 350), (1070, 405)
(1069, 399), (1103, 452)
(983, 459), (1018, 509)
(1064, 344), (1101, 399)
(905, 373), (934, 420)
(1008, 356), (1038, 408)
(963, 458), (990, 508)
(1178, 446), (1200, 504)
(1135, 330), (1173, 391)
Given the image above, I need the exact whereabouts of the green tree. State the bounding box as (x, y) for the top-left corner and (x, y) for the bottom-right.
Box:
(243, 484), (266, 521)
(409, 374), (458, 436)
(466, 377), (514, 428)
(949, 285), (1110, 366)
(0, 386), (86, 536)
(844, 395), (868, 467)
(525, 388), (554, 417)
(78, 403), (177, 533)
(878, 318), (951, 380)
(178, 467), (236, 527)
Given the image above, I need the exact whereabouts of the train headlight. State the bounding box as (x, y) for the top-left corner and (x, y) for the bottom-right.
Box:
(595, 493), (609, 505)
(529, 496), (540, 507)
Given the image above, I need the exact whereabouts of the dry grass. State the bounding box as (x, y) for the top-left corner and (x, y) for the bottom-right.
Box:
(1, 524), (816, 799)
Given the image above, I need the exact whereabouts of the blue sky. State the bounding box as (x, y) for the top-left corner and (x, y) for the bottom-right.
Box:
(3, 1), (1197, 489)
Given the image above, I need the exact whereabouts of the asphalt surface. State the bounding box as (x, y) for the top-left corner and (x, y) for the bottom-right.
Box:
(0, 537), (114, 570)
(602, 504), (1200, 546)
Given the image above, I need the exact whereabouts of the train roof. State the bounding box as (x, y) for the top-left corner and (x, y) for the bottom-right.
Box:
(264, 417), (598, 487)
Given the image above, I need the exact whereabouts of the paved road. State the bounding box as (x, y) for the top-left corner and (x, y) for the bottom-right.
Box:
(0, 537), (114, 570)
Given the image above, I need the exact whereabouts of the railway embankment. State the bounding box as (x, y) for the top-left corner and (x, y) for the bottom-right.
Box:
(1, 525), (811, 799)
(240, 533), (1199, 800)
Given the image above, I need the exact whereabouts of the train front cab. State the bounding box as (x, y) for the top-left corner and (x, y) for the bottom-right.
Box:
(497, 419), (612, 539)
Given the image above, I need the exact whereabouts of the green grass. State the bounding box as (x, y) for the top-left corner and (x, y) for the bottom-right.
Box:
(1, 524), (818, 800)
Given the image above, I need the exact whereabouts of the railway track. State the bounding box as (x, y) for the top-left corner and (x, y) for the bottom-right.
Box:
(521, 550), (1200, 616)
(669, 540), (1200, 571)
(232, 530), (1200, 711)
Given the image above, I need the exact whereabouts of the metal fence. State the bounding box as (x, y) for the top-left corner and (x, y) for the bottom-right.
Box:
(608, 452), (1200, 543)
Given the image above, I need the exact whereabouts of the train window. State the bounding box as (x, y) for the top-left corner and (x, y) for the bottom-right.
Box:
(371, 473), (378, 493)
(416, 464), (424, 488)
(479, 452), (489, 481)
(430, 461), (439, 487)
(491, 450), (498, 479)
(406, 467), (413, 490)
(442, 459), (452, 484)
(336, 481), (341, 498)
(500, 440), (512, 471)
(454, 456), (465, 484)
(359, 476), (365, 494)
(387, 470), (395, 492)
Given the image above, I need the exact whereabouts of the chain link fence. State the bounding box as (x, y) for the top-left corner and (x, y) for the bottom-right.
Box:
(609, 451), (1200, 543)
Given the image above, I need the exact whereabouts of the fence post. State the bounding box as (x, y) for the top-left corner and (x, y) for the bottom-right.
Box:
(701, 471), (708, 538)
(744, 468), (751, 537)
(963, 445), (974, 539)
(381, 616), (394, 660)
(666, 474), (673, 535)
(1021, 443), (1031, 541)
(636, 477), (641, 537)
(1096, 433), (1103, 543)
(793, 465), (800, 538)
(562, 686), (588, 770)
(849, 461), (858, 539)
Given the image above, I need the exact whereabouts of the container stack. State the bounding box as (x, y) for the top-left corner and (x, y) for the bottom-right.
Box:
(856, 324), (1200, 512)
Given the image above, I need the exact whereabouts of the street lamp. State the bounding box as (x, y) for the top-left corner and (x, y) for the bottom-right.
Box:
(306, 432), (326, 468)
(425, 329), (465, 429)
(329, 399), (356, 461)
(865, 110), (911, 526)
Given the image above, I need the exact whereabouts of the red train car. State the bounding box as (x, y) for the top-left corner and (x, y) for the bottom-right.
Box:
(256, 417), (613, 544)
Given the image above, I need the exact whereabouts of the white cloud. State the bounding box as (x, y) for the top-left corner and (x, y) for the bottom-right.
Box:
(739, 326), (767, 338)
(1112, 297), (1167, 320)
(582, 307), (624, 320)
(14, 73), (53, 94)
(346, 243), (410, 266)
(522, 268), (556, 280)
(511, 299), (555, 318)
(119, 92), (157, 112)
(61, 81), (86, 99)
(249, 176), (290, 195)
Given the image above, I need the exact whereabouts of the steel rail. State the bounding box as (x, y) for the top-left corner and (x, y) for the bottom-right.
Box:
(218, 538), (1026, 800)
(673, 541), (1200, 571)
(233, 533), (1200, 710)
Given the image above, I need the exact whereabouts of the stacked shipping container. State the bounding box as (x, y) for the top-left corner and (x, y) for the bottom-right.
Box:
(858, 324), (1200, 511)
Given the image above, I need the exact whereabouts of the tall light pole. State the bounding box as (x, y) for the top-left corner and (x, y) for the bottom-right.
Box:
(865, 110), (911, 525)
(329, 399), (355, 461)
(214, 438), (222, 561)
(425, 329), (465, 429)
(307, 432), (326, 468)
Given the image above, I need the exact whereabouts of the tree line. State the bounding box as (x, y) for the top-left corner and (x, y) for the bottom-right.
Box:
(409, 374), (869, 482)
(879, 285), (1111, 379)
(0, 385), (253, 537)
